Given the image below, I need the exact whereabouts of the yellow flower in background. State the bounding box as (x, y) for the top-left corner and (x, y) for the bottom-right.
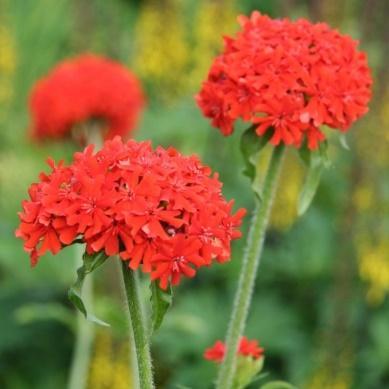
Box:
(88, 330), (133, 389)
(353, 97), (388, 306)
(132, 0), (236, 102)
(112, 343), (134, 389)
(132, 0), (190, 104)
(270, 151), (305, 230)
(306, 368), (351, 389)
(305, 346), (353, 389)
(358, 237), (389, 305)
(189, 0), (236, 90)
(0, 22), (16, 110)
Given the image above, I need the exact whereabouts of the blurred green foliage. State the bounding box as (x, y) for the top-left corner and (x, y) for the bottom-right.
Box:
(0, 0), (388, 388)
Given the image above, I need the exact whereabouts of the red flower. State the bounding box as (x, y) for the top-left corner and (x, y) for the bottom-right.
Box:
(16, 137), (245, 289)
(151, 235), (205, 289)
(197, 12), (372, 149)
(204, 341), (226, 363)
(204, 336), (264, 363)
(238, 336), (264, 359)
(29, 55), (145, 142)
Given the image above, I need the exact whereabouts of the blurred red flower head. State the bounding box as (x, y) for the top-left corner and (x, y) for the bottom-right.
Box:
(204, 336), (264, 363)
(16, 137), (245, 289)
(29, 55), (145, 141)
(197, 12), (372, 149)
(204, 341), (226, 363)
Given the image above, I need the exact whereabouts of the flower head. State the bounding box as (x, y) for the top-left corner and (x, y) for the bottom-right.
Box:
(16, 137), (245, 289)
(197, 11), (372, 149)
(29, 55), (145, 141)
(204, 337), (264, 363)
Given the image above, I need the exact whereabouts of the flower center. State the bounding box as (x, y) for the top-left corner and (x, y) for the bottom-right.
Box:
(172, 255), (185, 272)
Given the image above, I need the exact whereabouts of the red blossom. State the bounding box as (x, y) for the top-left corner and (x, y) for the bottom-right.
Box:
(197, 11), (372, 149)
(204, 336), (264, 363)
(29, 55), (145, 141)
(238, 336), (264, 359)
(204, 341), (226, 363)
(15, 137), (245, 289)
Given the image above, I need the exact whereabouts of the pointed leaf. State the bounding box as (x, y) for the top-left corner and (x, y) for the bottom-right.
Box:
(298, 143), (310, 166)
(68, 250), (109, 327)
(240, 126), (272, 199)
(68, 283), (87, 315)
(150, 282), (173, 334)
(319, 140), (331, 168)
(87, 313), (110, 327)
(241, 126), (271, 179)
(83, 251), (108, 273)
(339, 133), (350, 150)
(297, 150), (324, 216)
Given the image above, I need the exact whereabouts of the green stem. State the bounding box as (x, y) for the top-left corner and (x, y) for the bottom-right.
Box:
(120, 261), (154, 389)
(68, 245), (94, 389)
(216, 144), (285, 389)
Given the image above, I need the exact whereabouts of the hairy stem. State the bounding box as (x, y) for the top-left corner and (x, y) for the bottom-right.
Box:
(216, 145), (285, 389)
(120, 261), (154, 389)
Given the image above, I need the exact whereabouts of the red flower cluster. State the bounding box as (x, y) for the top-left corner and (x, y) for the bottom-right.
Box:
(204, 337), (264, 363)
(197, 11), (372, 149)
(16, 137), (245, 289)
(30, 55), (145, 141)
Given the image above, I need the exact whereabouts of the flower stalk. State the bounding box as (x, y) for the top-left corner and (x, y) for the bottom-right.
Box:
(216, 144), (285, 389)
(120, 261), (154, 389)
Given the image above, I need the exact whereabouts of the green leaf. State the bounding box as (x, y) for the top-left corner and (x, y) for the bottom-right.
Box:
(240, 125), (272, 198)
(297, 141), (329, 216)
(297, 153), (324, 216)
(298, 142), (310, 166)
(68, 285), (87, 317)
(86, 313), (110, 327)
(260, 380), (297, 389)
(82, 251), (108, 273)
(68, 250), (109, 327)
(318, 140), (331, 168)
(150, 282), (173, 334)
(339, 133), (350, 150)
(241, 126), (265, 179)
